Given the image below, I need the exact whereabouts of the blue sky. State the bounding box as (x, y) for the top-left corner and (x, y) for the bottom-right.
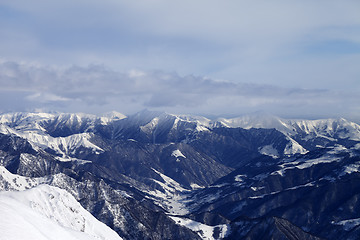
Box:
(0, 0), (360, 121)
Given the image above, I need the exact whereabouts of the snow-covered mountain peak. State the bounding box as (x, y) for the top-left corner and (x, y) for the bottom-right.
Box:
(214, 113), (360, 141)
(214, 112), (289, 131)
(0, 112), (99, 136)
(171, 114), (211, 132)
(100, 111), (127, 124)
(286, 118), (360, 140)
(140, 117), (160, 134)
(171, 114), (211, 125)
(0, 112), (55, 133)
(0, 112), (55, 125)
(53, 112), (97, 124)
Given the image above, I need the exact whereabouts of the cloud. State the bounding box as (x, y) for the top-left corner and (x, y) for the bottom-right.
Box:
(0, 60), (359, 123)
(25, 92), (71, 103)
(0, 0), (359, 87)
(0, 1), (359, 122)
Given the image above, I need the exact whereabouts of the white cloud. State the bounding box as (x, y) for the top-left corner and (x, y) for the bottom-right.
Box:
(26, 92), (71, 103)
(0, 60), (359, 123)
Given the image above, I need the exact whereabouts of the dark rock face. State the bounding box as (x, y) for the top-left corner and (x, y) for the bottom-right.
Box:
(0, 111), (360, 239)
(189, 127), (290, 168)
(226, 217), (323, 240)
(186, 148), (360, 240)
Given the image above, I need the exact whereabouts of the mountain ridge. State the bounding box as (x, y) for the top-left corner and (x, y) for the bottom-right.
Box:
(0, 110), (360, 239)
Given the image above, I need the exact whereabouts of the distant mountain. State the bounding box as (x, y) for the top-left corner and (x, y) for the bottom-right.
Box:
(216, 113), (360, 151)
(0, 110), (359, 239)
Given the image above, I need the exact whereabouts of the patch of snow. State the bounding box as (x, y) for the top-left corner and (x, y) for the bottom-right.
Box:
(258, 145), (279, 158)
(152, 168), (188, 192)
(190, 183), (205, 190)
(169, 216), (230, 240)
(272, 154), (341, 176)
(286, 182), (315, 190)
(272, 170), (285, 177)
(327, 144), (348, 154)
(249, 182), (314, 200)
(210, 183), (229, 188)
(296, 157), (340, 170)
(55, 156), (92, 164)
(195, 124), (210, 132)
(284, 137), (308, 155)
(320, 176), (336, 182)
(0, 124), (18, 135)
(340, 162), (360, 176)
(234, 174), (246, 182)
(332, 218), (360, 231)
(172, 149), (186, 159)
(251, 186), (265, 191)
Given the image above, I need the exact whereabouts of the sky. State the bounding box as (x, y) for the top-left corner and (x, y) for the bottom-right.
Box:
(0, 0), (360, 121)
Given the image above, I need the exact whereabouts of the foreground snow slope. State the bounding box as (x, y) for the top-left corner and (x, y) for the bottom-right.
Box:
(0, 184), (122, 240)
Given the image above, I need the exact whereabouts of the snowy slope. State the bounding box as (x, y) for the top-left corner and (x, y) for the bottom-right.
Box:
(0, 166), (46, 191)
(0, 185), (122, 240)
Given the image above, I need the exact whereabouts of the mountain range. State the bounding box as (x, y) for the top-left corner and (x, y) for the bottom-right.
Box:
(0, 110), (359, 239)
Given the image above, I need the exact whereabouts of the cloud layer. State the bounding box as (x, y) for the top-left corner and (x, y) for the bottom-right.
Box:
(0, 1), (359, 121)
(1, 60), (359, 122)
